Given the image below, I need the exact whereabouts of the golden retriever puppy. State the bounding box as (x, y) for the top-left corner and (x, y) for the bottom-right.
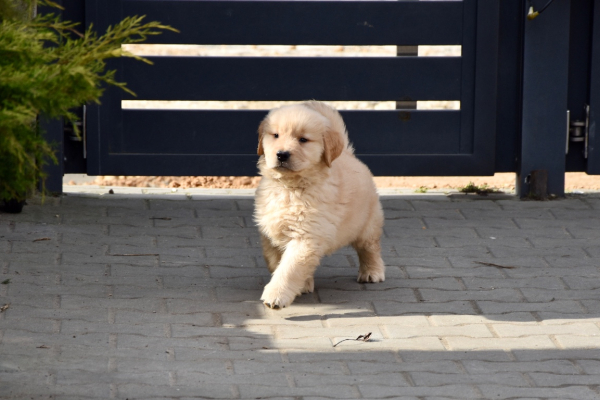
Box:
(254, 101), (385, 309)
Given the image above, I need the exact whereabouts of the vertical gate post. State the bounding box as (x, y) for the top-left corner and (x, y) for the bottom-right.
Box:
(588, 0), (600, 174)
(517, 0), (570, 198)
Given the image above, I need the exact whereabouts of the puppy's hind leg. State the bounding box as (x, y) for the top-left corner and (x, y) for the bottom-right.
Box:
(352, 219), (386, 285)
(353, 238), (385, 283)
(301, 276), (314, 294)
(260, 234), (283, 274)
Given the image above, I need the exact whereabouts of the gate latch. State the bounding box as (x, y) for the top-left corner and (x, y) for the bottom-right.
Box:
(566, 105), (590, 158)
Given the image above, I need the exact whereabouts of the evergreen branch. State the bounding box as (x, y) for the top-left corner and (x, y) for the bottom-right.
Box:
(0, 1), (177, 201)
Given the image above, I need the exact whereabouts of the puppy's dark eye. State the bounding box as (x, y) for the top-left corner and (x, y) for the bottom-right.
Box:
(273, 133), (279, 139)
(299, 138), (308, 143)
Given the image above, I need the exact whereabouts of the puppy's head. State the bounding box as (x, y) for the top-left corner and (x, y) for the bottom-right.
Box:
(257, 104), (345, 175)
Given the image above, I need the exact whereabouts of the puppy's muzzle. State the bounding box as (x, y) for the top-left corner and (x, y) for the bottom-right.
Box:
(277, 151), (291, 162)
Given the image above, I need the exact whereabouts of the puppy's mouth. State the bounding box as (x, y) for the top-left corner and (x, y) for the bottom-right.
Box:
(275, 161), (292, 170)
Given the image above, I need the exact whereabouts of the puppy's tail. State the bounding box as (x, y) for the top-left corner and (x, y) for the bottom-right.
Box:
(303, 101), (352, 152)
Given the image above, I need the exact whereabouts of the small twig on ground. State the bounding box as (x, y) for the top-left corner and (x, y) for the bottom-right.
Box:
(150, 217), (171, 220)
(33, 237), (51, 242)
(333, 332), (372, 347)
(475, 261), (517, 269)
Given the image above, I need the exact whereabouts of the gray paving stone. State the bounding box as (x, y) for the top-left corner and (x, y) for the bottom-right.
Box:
(413, 199), (501, 210)
(358, 384), (482, 399)
(234, 360), (344, 374)
(386, 209), (465, 220)
(295, 372), (412, 387)
(462, 359), (580, 374)
(6, 281), (108, 298)
(0, 382), (110, 399)
(406, 265), (506, 279)
(287, 351), (398, 363)
(61, 320), (167, 336)
(554, 334), (600, 349)
(2, 304), (109, 322)
(239, 384), (359, 399)
(476, 226), (572, 239)
(410, 371), (530, 387)
(374, 300), (477, 316)
(2, 329), (110, 348)
(476, 300), (585, 314)
(461, 276), (565, 290)
(521, 288), (600, 302)
(0, 316), (58, 332)
(56, 370), (171, 385)
(419, 288), (523, 302)
(400, 350), (514, 363)
(117, 383), (237, 399)
(478, 384), (600, 400)
(425, 217), (517, 229)
(111, 264), (209, 278)
(346, 360), (460, 375)
(436, 235), (531, 248)
(319, 288), (417, 304)
(529, 372), (600, 387)
(578, 360), (600, 374)
(512, 348), (600, 361)
(384, 325), (493, 339)
(490, 322), (600, 337)
(563, 275), (600, 289)
(386, 227), (480, 240)
(428, 313), (538, 326)
(444, 336), (558, 351)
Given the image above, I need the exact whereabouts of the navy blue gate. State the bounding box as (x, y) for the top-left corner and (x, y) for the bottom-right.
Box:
(82, 0), (499, 177)
(44, 0), (600, 197)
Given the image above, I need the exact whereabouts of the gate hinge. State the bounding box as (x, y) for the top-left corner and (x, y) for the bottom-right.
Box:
(566, 105), (590, 158)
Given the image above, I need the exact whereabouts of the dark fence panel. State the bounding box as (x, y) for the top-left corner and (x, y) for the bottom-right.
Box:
(122, 0), (463, 45)
(121, 57), (462, 101)
(120, 109), (461, 155)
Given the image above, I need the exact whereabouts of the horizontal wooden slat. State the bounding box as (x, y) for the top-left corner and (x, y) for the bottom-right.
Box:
(121, 57), (462, 101)
(122, 1), (463, 46)
(116, 109), (461, 155)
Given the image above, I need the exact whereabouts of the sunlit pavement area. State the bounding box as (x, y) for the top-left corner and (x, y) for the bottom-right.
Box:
(1, 189), (600, 399)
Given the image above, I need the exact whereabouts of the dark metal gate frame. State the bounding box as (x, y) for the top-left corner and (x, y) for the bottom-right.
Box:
(42, 0), (600, 198)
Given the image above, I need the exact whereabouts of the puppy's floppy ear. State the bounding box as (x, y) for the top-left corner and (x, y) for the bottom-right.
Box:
(322, 128), (344, 167)
(257, 118), (267, 156)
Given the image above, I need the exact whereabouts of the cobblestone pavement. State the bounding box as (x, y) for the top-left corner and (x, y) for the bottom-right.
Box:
(1, 191), (600, 400)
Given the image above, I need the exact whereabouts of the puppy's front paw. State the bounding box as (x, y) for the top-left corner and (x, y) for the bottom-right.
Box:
(357, 268), (385, 283)
(261, 282), (296, 309)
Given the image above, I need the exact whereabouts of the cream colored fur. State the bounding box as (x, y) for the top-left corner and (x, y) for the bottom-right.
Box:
(254, 101), (385, 309)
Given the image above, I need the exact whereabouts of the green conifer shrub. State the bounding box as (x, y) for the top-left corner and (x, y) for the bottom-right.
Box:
(0, 0), (176, 207)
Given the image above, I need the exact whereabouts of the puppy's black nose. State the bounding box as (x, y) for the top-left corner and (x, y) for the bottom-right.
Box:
(277, 151), (291, 162)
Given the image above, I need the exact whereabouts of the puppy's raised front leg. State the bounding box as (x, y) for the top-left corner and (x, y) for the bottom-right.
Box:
(260, 233), (283, 274)
(261, 240), (320, 309)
